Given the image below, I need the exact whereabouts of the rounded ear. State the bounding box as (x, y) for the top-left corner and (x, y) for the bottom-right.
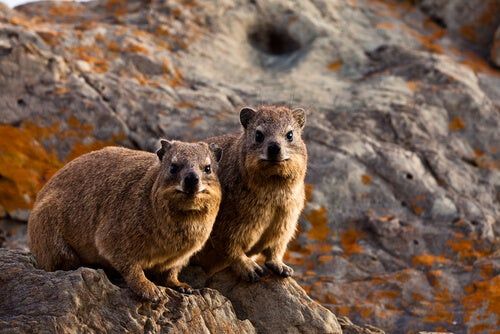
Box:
(240, 107), (257, 129)
(292, 108), (306, 129)
(156, 139), (173, 161)
(209, 143), (223, 163)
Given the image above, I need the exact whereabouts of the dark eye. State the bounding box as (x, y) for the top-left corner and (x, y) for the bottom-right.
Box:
(204, 165), (211, 174)
(255, 130), (264, 143)
(170, 164), (179, 174)
(286, 131), (293, 142)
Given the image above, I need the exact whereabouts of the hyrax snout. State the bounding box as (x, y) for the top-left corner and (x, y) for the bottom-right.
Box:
(28, 140), (222, 301)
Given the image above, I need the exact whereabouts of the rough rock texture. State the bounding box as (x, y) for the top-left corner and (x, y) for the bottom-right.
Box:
(0, 249), (255, 333)
(0, 0), (499, 333)
(416, 0), (500, 54)
(0, 248), (351, 334)
(207, 271), (342, 334)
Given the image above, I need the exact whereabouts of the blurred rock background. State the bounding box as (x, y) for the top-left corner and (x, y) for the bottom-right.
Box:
(0, 0), (498, 333)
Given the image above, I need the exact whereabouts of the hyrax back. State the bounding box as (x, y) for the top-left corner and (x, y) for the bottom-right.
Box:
(195, 105), (307, 282)
(28, 140), (222, 301)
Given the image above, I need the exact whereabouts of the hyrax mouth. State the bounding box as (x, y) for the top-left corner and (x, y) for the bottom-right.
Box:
(260, 158), (289, 164)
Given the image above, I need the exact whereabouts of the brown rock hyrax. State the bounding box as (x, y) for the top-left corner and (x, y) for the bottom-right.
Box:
(28, 140), (222, 301)
(195, 105), (307, 282)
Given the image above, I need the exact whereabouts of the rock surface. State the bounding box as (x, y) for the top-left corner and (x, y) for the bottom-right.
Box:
(0, 248), (353, 334)
(0, 0), (499, 333)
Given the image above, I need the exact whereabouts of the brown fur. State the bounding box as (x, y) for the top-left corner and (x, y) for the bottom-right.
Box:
(195, 105), (307, 282)
(28, 141), (222, 301)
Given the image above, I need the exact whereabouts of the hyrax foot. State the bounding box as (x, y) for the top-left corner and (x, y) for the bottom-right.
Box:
(169, 282), (194, 295)
(265, 261), (294, 278)
(233, 259), (267, 283)
(133, 280), (163, 302)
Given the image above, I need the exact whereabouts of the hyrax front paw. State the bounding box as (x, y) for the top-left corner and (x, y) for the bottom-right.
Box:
(235, 260), (267, 283)
(134, 281), (163, 302)
(169, 282), (194, 295)
(265, 261), (294, 278)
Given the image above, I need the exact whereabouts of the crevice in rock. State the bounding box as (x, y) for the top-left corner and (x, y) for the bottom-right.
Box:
(248, 24), (301, 56)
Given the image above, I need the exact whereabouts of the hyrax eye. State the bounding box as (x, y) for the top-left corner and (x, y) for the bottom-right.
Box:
(170, 164), (180, 174)
(204, 165), (211, 174)
(286, 131), (293, 142)
(255, 130), (264, 143)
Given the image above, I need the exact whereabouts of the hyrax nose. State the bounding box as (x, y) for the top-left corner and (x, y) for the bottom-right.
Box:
(183, 172), (199, 193)
(267, 142), (281, 159)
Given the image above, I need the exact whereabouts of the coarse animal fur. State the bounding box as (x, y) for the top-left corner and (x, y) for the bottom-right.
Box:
(194, 105), (307, 282)
(28, 140), (222, 301)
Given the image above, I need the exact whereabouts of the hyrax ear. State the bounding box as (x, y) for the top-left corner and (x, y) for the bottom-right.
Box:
(240, 107), (257, 129)
(209, 143), (223, 163)
(156, 139), (173, 161)
(292, 108), (306, 129)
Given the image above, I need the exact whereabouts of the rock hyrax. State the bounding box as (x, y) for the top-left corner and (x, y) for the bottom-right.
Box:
(28, 140), (222, 301)
(195, 105), (307, 282)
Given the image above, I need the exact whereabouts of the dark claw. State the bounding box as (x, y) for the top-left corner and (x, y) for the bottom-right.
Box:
(280, 265), (293, 277)
(265, 262), (294, 278)
(175, 286), (194, 295)
(246, 270), (261, 283)
(138, 291), (160, 303)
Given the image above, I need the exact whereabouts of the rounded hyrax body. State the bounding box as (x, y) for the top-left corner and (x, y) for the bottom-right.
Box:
(195, 105), (307, 282)
(28, 140), (222, 301)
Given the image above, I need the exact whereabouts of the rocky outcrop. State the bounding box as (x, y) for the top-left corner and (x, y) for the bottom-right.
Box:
(0, 248), (354, 333)
(0, 0), (498, 332)
(416, 0), (500, 51)
(0, 249), (254, 333)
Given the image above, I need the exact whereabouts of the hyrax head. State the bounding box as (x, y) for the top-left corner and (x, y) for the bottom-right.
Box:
(156, 140), (222, 200)
(239, 105), (307, 179)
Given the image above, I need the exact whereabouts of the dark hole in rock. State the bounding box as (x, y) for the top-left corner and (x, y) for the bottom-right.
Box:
(17, 98), (26, 107)
(406, 173), (413, 180)
(413, 240), (419, 245)
(471, 220), (479, 226)
(248, 24), (301, 56)
(452, 217), (461, 223)
(401, 201), (407, 207)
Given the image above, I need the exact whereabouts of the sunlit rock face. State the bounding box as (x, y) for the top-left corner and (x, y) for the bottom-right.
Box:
(0, 0), (499, 333)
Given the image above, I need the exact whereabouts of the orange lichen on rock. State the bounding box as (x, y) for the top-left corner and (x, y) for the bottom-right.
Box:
(0, 117), (125, 216)
(406, 80), (420, 92)
(66, 135), (125, 162)
(423, 285), (455, 325)
(0, 125), (62, 213)
(125, 42), (149, 54)
(361, 174), (372, 185)
(448, 116), (466, 131)
(305, 207), (330, 241)
(459, 50), (500, 77)
(458, 1), (500, 44)
(446, 237), (488, 261)
(36, 30), (61, 47)
(340, 228), (364, 256)
(327, 60), (342, 71)
(48, 2), (83, 17)
(105, 0), (128, 16)
(70, 45), (109, 73)
(412, 254), (450, 267)
(462, 275), (500, 333)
